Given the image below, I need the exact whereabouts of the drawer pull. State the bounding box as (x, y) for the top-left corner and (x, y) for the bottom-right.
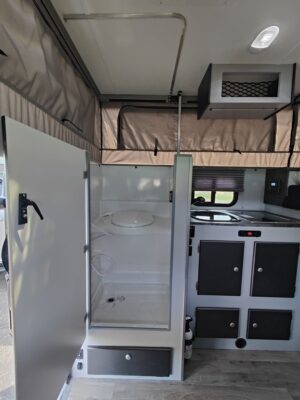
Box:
(233, 267), (239, 272)
(257, 267), (264, 273)
(125, 354), (132, 361)
(229, 322), (236, 328)
(252, 322), (258, 328)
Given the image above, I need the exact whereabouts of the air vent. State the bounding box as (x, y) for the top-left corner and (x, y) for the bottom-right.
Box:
(198, 64), (295, 119)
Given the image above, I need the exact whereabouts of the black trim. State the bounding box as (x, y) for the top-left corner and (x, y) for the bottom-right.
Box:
(288, 105), (299, 167)
(62, 118), (83, 133)
(100, 102), (103, 163)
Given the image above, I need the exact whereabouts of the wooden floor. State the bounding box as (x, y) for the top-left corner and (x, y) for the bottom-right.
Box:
(1, 272), (300, 399)
(69, 348), (300, 400)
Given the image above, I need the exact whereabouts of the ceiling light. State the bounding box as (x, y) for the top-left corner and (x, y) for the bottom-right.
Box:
(251, 26), (280, 50)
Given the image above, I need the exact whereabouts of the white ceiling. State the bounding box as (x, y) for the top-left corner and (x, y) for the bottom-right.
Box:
(51, 0), (300, 96)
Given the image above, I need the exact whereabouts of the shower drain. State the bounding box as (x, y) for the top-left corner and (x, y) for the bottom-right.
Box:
(106, 296), (126, 303)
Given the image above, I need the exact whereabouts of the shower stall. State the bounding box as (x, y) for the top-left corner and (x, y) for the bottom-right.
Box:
(89, 164), (173, 329)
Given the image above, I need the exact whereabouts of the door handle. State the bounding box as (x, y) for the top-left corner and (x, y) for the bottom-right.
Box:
(18, 193), (44, 225)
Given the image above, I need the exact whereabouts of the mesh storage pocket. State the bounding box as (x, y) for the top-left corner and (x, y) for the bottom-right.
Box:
(222, 80), (279, 97)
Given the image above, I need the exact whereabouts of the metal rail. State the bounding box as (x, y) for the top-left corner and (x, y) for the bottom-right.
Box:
(63, 12), (187, 96)
(177, 91), (182, 154)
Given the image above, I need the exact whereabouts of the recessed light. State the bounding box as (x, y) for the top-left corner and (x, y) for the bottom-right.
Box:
(251, 26), (280, 50)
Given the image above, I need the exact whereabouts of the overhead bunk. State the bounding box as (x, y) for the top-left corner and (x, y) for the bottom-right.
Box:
(101, 104), (300, 168)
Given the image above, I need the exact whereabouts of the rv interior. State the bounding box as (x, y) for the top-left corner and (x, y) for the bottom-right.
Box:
(1, 1), (300, 400)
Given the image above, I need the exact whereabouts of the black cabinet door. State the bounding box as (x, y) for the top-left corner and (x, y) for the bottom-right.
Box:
(247, 310), (292, 340)
(88, 346), (172, 376)
(195, 308), (239, 338)
(251, 242), (299, 298)
(198, 241), (244, 295)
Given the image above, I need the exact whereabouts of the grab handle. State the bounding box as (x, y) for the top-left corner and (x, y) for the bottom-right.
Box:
(18, 193), (44, 225)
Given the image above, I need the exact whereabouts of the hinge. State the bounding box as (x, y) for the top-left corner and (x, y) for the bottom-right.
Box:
(66, 373), (72, 385)
(84, 313), (89, 323)
(77, 349), (84, 359)
(83, 244), (89, 253)
(169, 191), (173, 203)
(83, 171), (88, 179)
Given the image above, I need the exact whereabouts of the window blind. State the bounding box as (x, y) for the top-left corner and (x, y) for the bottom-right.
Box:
(192, 168), (245, 192)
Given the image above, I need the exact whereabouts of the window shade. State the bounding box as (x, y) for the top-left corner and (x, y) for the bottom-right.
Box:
(192, 168), (245, 192)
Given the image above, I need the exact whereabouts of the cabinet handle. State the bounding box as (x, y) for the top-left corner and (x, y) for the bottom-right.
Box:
(229, 322), (236, 328)
(125, 354), (132, 361)
(233, 267), (239, 272)
(252, 322), (258, 328)
(257, 267), (264, 273)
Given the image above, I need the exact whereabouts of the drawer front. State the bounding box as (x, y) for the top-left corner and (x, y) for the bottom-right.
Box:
(198, 241), (244, 296)
(251, 242), (299, 298)
(88, 346), (172, 377)
(196, 308), (239, 338)
(247, 310), (292, 340)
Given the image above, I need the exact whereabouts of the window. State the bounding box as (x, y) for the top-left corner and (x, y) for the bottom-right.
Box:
(192, 168), (244, 207)
(192, 190), (238, 206)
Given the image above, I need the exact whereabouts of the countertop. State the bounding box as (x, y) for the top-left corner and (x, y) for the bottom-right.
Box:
(190, 210), (300, 227)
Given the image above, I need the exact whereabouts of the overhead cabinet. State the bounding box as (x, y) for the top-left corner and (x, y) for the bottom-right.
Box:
(197, 64), (295, 119)
(251, 243), (299, 298)
(197, 241), (244, 296)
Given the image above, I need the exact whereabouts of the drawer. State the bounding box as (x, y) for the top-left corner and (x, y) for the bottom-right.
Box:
(195, 307), (239, 338)
(88, 346), (172, 377)
(198, 241), (244, 296)
(247, 310), (292, 340)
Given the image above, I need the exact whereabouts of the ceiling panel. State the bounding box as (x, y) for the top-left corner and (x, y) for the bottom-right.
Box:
(51, 0), (300, 95)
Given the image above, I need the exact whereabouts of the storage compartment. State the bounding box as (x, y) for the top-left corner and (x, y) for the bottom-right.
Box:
(197, 64), (294, 119)
(87, 346), (172, 377)
(195, 308), (240, 338)
(251, 242), (299, 298)
(247, 310), (292, 340)
(197, 241), (244, 296)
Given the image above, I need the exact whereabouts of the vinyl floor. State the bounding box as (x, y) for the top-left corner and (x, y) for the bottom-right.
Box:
(1, 272), (300, 400)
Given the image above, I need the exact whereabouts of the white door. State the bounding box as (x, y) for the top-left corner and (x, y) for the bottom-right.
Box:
(1, 117), (87, 400)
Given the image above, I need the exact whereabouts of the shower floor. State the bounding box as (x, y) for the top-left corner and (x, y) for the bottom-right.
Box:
(91, 282), (170, 329)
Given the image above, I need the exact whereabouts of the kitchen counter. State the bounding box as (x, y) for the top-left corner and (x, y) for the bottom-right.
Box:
(190, 210), (300, 227)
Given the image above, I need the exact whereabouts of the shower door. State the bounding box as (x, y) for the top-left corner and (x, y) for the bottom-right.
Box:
(1, 117), (87, 400)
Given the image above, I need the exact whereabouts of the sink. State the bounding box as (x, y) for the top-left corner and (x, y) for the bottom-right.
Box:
(191, 210), (241, 223)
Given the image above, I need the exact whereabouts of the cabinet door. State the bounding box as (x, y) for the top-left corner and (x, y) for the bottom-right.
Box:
(247, 310), (292, 340)
(1, 118), (87, 400)
(251, 242), (299, 298)
(198, 241), (244, 295)
(195, 308), (239, 338)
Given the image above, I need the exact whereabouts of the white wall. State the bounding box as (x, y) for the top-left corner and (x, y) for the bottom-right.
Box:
(90, 165), (300, 219)
(191, 169), (266, 211)
(90, 164), (173, 220)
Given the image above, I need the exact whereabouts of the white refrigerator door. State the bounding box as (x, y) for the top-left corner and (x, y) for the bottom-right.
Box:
(1, 117), (87, 400)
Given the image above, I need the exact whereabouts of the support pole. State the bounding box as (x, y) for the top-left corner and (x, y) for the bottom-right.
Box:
(177, 91), (182, 154)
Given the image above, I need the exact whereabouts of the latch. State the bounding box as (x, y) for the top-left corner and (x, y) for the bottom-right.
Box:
(18, 193), (44, 225)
